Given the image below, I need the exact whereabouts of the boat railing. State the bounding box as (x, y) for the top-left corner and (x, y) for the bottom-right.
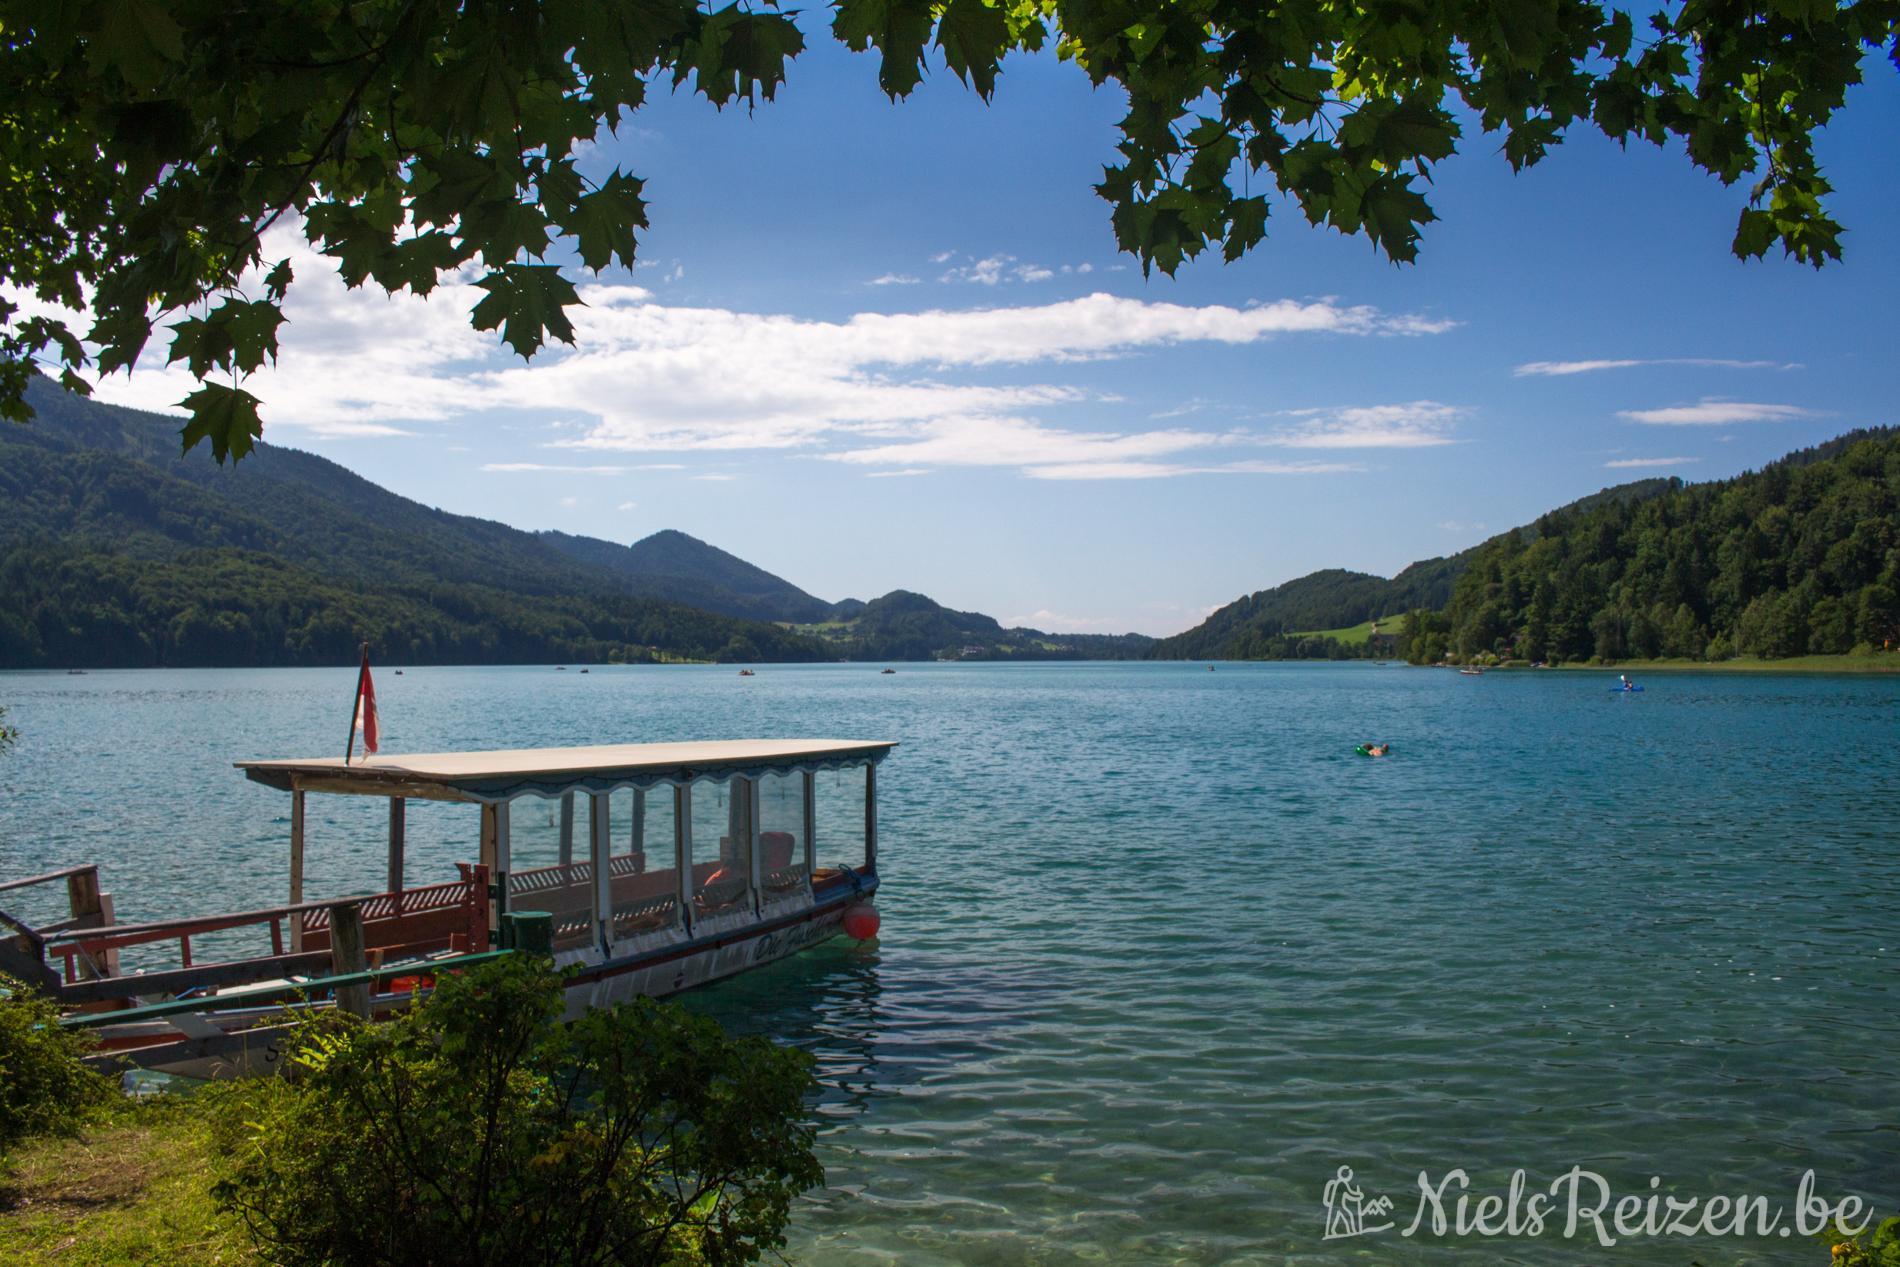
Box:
(37, 868), (490, 993)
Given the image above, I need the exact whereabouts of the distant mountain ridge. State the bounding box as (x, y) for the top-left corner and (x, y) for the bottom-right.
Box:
(1149, 478), (1686, 659)
(0, 379), (1152, 666)
(1151, 430), (1899, 664)
(538, 528), (846, 624)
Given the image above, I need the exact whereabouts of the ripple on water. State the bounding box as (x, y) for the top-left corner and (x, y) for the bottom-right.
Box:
(2, 662), (1896, 1264)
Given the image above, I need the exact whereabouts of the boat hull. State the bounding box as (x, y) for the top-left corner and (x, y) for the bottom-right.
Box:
(89, 879), (874, 1080)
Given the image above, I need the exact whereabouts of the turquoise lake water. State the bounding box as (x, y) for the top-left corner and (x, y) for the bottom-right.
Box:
(1, 662), (1895, 1264)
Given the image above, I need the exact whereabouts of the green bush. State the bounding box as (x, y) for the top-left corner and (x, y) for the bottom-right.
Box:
(1826, 1216), (1900, 1265)
(209, 955), (822, 1267)
(0, 973), (113, 1154)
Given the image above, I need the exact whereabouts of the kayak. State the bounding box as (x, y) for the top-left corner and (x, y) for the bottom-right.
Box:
(1609, 685), (1645, 693)
(1354, 744), (1393, 757)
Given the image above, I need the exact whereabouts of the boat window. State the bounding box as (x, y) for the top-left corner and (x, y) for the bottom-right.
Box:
(689, 778), (751, 919)
(813, 764), (871, 874)
(504, 794), (594, 952)
(611, 786), (681, 940)
(757, 770), (809, 902)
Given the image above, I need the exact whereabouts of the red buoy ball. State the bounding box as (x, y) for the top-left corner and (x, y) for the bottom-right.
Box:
(842, 903), (881, 941)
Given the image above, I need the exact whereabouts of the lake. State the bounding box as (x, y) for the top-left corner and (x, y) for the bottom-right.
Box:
(1, 662), (1895, 1264)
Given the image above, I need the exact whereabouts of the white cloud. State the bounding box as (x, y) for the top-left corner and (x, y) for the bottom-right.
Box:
(1516, 357), (1798, 376)
(1270, 402), (1463, 448)
(1617, 399), (1820, 425)
(692, 473), (737, 481)
(868, 273), (920, 286)
(617, 500), (637, 510)
(1605, 456), (1700, 468)
(1014, 264), (1054, 283)
(68, 222), (1453, 481)
(865, 468), (931, 478)
(483, 462), (632, 474)
(559, 495), (579, 507)
(1022, 458), (1357, 481)
(929, 250), (954, 264)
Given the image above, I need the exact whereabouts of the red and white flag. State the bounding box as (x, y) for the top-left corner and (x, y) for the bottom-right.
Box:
(348, 644), (379, 761)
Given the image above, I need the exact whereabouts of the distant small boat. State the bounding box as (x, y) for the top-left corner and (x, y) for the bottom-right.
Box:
(1459, 667), (1484, 676)
(556, 666), (567, 671)
(880, 668), (896, 674)
(579, 668), (589, 674)
(67, 669), (88, 675)
(738, 669), (755, 677)
(1207, 665), (1215, 672)
(393, 669), (404, 676)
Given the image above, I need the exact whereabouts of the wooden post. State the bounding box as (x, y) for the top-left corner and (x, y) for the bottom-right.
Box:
(330, 902), (370, 1019)
(66, 867), (104, 981)
(675, 785), (694, 933)
(289, 788), (306, 952)
(589, 792), (613, 951)
(479, 803), (501, 944)
(802, 771), (816, 881)
(495, 801), (511, 916)
(386, 797), (406, 893)
(631, 789), (646, 873)
(558, 792), (576, 866)
(864, 763), (878, 873)
(745, 778), (763, 912)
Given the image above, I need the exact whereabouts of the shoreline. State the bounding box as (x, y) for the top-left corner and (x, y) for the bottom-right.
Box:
(1510, 654), (1899, 675)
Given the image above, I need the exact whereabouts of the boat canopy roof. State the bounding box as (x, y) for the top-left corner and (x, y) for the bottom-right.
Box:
(237, 739), (896, 803)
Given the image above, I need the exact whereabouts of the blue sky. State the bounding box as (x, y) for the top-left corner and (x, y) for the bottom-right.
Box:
(91, 32), (1900, 636)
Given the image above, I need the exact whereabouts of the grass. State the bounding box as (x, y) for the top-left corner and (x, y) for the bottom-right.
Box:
(1290, 617), (1407, 646)
(0, 1103), (255, 1266)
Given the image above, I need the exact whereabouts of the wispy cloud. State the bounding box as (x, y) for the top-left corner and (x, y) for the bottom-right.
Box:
(692, 473), (738, 481)
(1021, 458), (1358, 481)
(1516, 357), (1799, 377)
(1438, 520), (1487, 533)
(78, 224), (1455, 482)
(483, 462), (632, 474)
(865, 468), (931, 478)
(868, 273), (920, 286)
(1617, 399), (1820, 425)
(616, 500), (637, 510)
(1270, 402), (1463, 448)
(1605, 456), (1701, 468)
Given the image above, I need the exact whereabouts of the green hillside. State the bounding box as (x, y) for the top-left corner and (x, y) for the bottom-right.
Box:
(538, 528), (844, 624)
(1151, 433), (1897, 666)
(1406, 428), (1900, 664)
(0, 378), (1153, 667)
(0, 379), (827, 667)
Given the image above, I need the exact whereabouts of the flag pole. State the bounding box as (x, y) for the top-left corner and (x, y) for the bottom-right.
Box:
(345, 641), (368, 765)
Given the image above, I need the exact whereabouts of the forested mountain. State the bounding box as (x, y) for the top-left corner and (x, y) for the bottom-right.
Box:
(0, 381), (830, 667)
(538, 528), (846, 624)
(1405, 429), (1899, 664)
(0, 379), (1151, 667)
(1146, 557), (1469, 660)
(1153, 435), (1898, 665)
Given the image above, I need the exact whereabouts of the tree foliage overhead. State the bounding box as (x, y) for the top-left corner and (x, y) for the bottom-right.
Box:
(2, 0), (1894, 459)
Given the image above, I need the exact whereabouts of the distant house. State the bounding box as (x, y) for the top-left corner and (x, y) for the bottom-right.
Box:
(960, 645), (987, 658)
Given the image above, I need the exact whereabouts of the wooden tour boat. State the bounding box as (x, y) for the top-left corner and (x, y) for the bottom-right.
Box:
(0, 738), (893, 1079)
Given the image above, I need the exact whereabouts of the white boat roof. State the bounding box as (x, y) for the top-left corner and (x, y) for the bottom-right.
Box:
(238, 739), (896, 801)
